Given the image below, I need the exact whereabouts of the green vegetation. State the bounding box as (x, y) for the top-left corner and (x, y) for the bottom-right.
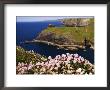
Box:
(36, 18), (94, 47)
(16, 46), (47, 64)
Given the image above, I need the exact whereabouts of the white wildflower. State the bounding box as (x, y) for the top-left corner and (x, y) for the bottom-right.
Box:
(76, 68), (82, 73)
(48, 56), (52, 60)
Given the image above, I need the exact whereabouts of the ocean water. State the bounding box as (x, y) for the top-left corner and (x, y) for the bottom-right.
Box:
(16, 20), (94, 64)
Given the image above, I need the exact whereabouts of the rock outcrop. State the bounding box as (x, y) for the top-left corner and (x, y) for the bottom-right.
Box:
(60, 18), (93, 27)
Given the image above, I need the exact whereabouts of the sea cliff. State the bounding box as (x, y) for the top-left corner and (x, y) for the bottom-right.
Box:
(34, 18), (94, 51)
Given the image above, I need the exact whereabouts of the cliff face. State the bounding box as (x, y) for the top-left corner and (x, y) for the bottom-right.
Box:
(60, 18), (94, 27)
(36, 31), (72, 45)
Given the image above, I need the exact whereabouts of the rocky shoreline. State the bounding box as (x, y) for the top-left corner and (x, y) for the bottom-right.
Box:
(22, 39), (94, 51)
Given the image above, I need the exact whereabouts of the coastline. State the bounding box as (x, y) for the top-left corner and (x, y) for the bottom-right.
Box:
(21, 40), (94, 51)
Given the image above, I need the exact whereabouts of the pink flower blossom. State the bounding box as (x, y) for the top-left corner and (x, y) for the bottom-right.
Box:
(16, 53), (94, 75)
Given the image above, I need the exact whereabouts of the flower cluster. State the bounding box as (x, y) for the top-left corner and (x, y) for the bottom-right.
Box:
(16, 53), (94, 75)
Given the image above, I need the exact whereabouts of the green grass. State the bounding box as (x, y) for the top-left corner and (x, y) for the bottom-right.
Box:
(16, 46), (47, 64)
(40, 23), (94, 45)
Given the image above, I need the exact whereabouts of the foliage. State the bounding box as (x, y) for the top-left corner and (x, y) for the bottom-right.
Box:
(16, 46), (47, 64)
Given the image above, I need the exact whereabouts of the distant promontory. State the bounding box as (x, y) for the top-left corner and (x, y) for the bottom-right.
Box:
(26, 18), (94, 51)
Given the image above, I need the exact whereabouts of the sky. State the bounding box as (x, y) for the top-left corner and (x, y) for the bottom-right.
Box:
(16, 16), (93, 22)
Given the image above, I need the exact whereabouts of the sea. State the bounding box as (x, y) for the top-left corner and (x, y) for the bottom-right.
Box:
(16, 20), (94, 64)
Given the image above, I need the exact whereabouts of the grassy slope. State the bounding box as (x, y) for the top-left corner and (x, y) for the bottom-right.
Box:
(16, 46), (47, 63)
(37, 22), (94, 46)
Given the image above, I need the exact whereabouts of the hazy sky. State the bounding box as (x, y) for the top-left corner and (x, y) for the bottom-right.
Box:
(16, 16), (93, 22)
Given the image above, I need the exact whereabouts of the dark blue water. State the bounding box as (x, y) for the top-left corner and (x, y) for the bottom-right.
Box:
(16, 20), (94, 64)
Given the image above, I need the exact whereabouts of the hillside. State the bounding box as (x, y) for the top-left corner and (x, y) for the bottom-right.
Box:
(35, 18), (94, 50)
(16, 46), (47, 64)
